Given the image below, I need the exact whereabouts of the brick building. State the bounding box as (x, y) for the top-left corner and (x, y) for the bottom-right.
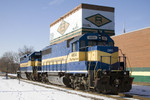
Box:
(112, 27), (150, 83)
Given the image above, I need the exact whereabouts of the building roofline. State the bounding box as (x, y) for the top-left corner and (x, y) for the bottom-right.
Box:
(50, 3), (114, 27)
(112, 27), (150, 38)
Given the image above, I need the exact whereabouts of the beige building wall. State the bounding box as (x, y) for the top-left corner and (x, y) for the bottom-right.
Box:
(112, 27), (150, 68)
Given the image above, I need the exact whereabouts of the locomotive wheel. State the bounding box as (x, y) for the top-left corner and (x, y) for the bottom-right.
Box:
(28, 73), (33, 80)
(41, 73), (48, 83)
(41, 74), (45, 83)
(37, 74), (42, 82)
(71, 76), (88, 90)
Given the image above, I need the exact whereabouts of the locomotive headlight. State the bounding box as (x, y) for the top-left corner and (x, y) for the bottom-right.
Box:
(114, 79), (120, 85)
(124, 72), (126, 75)
(102, 36), (107, 41)
(103, 71), (107, 75)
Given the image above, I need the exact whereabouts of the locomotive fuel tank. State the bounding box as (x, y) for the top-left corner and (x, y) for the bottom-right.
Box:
(47, 72), (71, 86)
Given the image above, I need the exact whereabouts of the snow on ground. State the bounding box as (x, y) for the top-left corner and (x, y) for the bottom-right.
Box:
(1, 75), (150, 100)
(8, 73), (17, 77)
(0, 76), (114, 100)
(126, 84), (150, 98)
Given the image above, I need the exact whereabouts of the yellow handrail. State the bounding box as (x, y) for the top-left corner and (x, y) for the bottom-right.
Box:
(94, 61), (98, 79)
(88, 46), (93, 87)
(126, 57), (133, 76)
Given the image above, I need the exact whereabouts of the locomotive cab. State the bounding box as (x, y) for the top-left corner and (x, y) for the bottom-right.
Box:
(70, 32), (133, 93)
(18, 52), (42, 80)
(28, 52), (42, 80)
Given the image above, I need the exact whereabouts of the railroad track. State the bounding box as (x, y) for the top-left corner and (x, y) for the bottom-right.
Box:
(5, 74), (150, 100)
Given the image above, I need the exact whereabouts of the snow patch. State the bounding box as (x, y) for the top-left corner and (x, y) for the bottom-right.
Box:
(0, 76), (114, 100)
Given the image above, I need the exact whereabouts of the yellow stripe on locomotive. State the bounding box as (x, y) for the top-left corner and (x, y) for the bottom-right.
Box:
(42, 50), (118, 66)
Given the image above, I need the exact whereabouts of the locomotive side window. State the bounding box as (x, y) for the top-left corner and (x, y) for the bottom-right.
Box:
(80, 40), (85, 48)
(72, 42), (77, 52)
(31, 57), (34, 61)
(20, 57), (24, 61)
(80, 40), (86, 51)
(36, 55), (41, 59)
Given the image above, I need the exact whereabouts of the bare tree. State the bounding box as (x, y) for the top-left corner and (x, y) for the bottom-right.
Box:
(18, 45), (34, 57)
(0, 51), (19, 73)
(0, 45), (34, 73)
(0, 57), (7, 72)
(2, 52), (19, 63)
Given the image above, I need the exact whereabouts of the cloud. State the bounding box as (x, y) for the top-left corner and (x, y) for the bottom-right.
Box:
(48, 0), (64, 6)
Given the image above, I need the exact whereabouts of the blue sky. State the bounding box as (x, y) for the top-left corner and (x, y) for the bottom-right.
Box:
(0, 0), (150, 57)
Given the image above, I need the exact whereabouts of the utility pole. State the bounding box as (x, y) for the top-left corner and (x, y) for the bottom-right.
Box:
(5, 60), (9, 79)
(123, 23), (126, 33)
(18, 59), (21, 84)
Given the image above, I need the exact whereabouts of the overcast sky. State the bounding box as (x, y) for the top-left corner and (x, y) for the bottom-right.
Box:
(0, 0), (150, 57)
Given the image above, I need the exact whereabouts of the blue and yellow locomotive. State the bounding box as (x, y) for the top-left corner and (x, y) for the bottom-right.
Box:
(19, 52), (41, 80)
(18, 31), (133, 93)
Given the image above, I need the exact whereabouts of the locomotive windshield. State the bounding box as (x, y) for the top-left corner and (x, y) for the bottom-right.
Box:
(79, 34), (114, 49)
(88, 41), (97, 46)
(98, 41), (114, 46)
(80, 40), (114, 48)
(20, 56), (27, 62)
(88, 41), (113, 46)
(20, 57), (24, 62)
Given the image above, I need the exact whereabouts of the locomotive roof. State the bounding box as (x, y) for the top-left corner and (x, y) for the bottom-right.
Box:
(70, 35), (84, 43)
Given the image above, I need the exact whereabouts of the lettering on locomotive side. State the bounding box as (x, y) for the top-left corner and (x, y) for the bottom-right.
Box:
(71, 52), (77, 57)
(69, 58), (79, 61)
(68, 52), (79, 62)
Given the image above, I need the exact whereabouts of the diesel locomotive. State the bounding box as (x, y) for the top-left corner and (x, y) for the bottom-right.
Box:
(18, 31), (133, 93)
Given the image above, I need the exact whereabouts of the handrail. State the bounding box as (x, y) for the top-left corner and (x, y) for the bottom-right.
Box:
(119, 49), (133, 74)
(93, 55), (128, 79)
(126, 57), (133, 75)
(94, 61), (98, 79)
(88, 46), (93, 87)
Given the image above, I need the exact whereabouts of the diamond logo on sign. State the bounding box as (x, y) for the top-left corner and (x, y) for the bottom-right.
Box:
(85, 14), (111, 27)
(57, 20), (69, 35)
